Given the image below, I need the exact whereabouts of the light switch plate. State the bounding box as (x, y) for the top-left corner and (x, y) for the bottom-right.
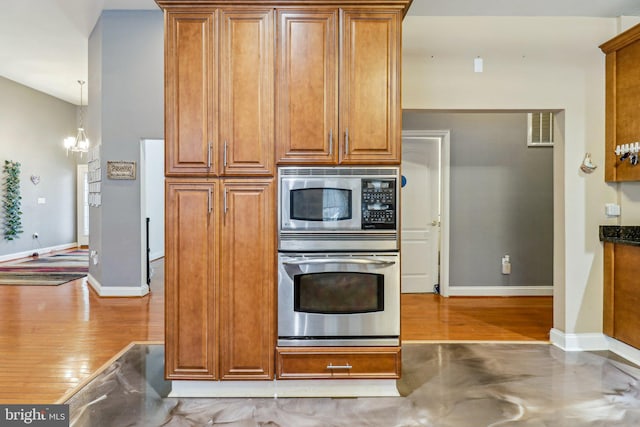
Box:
(605, 203), (621, 217)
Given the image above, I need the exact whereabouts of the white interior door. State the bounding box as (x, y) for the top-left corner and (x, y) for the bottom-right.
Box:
(401, 136), (441, 293)
(142, 139), (165, 261)
(77, 164), (89, 247)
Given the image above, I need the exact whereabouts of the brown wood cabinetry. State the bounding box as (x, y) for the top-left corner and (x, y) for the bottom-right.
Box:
(165, 179), (276, 380)
(165, 12), (216, 176)
(165, 180), (218, 379)
(276, 347), (401, 379)
(219, 9), (274, 176)
(603, 242), (640, 348)
(276, 9), (338, 163)
(276, 7), (403, 165)
(165, 8), (274, 177)
(163, 6), (276, 380)
(219, 180), (275, 379)
(340, 9), (401, 164)
(159, 0), (411, 387)
(600, 23), (640, 182)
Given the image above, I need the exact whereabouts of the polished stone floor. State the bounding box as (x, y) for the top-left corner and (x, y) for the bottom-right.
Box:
(66, 343), (640, 426)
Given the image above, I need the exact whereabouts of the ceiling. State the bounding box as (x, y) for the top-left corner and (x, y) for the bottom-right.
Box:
(0, 0), (158, 105)
(1, 0), (639, 105)
(406, 0), (640, 18)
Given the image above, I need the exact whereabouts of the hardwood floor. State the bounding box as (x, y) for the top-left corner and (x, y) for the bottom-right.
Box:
(0, 257), (164, 404)
(401, 293), (553, 341)
(0, 254), (552, 403)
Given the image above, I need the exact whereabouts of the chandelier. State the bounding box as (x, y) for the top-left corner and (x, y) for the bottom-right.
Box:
(64, 80), (89, 155)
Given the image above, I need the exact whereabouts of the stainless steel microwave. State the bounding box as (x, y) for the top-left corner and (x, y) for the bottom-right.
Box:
(278, 167), (399, 251)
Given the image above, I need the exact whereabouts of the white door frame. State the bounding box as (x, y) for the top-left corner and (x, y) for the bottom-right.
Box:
(76, 164), (89, 247)
(140, 138), (165, 290)
(402, 130), (451, 297)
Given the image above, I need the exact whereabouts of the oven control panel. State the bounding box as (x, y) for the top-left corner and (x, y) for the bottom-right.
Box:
(361, 178), (396, 229)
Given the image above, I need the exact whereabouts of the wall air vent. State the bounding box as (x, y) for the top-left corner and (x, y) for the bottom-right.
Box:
(527, 112), (554, 146)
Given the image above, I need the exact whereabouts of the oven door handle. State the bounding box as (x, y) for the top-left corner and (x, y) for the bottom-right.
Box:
(282, 258), (396, 266)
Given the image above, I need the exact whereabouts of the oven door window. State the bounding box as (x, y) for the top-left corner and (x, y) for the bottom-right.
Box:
(290, 188), (352, 222)
(294, 272), (384, 314)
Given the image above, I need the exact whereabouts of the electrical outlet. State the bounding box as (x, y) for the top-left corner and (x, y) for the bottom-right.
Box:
(501, 255), (511, 275)
(32, 232), (39, 239)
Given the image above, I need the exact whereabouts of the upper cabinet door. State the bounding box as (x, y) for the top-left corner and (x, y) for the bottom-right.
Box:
(340, 10), (401, 164)
(276, 10), (339, 164)
(165, 11), (217, 176)
(600, 24), (640, 182)
(219, 9), (274, 176)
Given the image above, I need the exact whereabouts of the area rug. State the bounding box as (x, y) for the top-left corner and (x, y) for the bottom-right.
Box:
(0, 249), (88, 285)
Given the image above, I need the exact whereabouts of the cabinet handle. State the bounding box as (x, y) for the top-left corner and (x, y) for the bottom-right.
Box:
(223, 188), (228, 214)
(207, 142), (212, 169)
(223, 140), (228, 167)
(329, 129), (333, 156)
(283, 258), (395, 266)
(345, 128), (349, 155)
(207, 188), (212, 213)
(326, 363), (352, 370)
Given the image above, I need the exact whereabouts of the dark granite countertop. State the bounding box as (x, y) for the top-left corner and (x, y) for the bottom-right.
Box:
(599, 226), (640, 246)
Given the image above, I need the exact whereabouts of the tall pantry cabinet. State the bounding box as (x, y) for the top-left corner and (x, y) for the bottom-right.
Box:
(163, 6), (275, 380)
(158, 0), (411, 385)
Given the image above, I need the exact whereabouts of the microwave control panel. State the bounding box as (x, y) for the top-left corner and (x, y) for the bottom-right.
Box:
(361, 178), (396, 229)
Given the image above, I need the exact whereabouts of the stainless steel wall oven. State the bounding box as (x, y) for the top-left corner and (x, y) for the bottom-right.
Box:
(278, 252), (400, 346)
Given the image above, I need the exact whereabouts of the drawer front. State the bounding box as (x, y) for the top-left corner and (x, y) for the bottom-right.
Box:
(276, 347), (401, 379)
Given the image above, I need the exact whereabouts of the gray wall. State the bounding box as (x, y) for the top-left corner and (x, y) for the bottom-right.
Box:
(88, 10), (164, 287)
(403, 111), (554, 287)
(88, 15), (103, 280)
(0, 76), (77, 257)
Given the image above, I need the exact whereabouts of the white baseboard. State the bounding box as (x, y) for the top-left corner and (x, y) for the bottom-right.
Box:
(550, 328), (640, 366)
(549, 328), (609, 351)
(606, 336), (640, 367)
(87, 273), (150, 297)
(447, 286), (553, 296)
(0, 242), (78, 263)
(170, 379), (399, 398)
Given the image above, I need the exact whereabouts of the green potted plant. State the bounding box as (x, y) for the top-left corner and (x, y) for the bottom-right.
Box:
(3, 160), (23, 240)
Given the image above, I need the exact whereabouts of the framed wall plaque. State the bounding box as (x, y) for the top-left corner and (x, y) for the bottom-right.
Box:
(107, 161), (136, 180)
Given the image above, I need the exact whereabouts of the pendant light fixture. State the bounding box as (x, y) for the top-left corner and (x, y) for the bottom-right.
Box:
(64, 80), (89, 156)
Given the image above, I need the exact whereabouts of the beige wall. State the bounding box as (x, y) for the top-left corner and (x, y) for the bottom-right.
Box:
(402, 16), (631, 334)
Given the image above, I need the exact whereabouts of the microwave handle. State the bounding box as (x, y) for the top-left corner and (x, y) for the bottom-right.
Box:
(283, 258), (395, 266)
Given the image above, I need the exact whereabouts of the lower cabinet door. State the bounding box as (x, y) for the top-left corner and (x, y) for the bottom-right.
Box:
(219, 179), (276, 379)
(276, 347), (401, 379)
(165, 179), (218, 379)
